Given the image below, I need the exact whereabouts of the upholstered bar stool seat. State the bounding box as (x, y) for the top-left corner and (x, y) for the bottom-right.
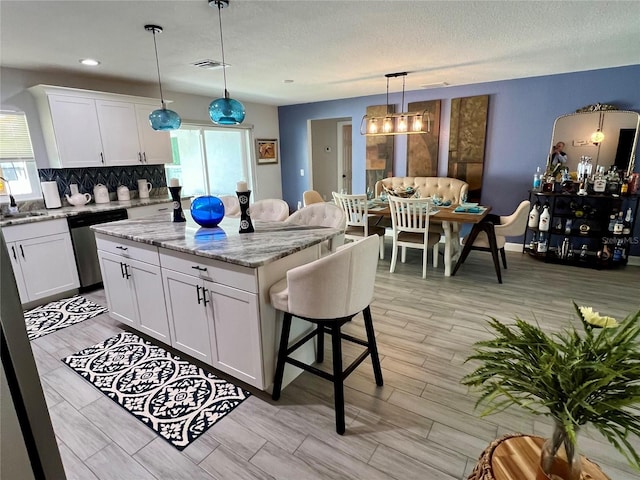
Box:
(269, 235), (383, 434)
(249, 199), (290, 221)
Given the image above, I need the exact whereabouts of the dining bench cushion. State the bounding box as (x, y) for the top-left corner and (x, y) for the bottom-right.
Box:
(375, 177), (469, 204)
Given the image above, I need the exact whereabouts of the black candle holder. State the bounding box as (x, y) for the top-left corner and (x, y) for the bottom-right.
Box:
(169, 186), (186, 223)
(236, 190), (254, 233)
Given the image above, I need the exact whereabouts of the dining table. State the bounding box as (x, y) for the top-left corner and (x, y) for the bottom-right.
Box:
(367, 200), (493, 277)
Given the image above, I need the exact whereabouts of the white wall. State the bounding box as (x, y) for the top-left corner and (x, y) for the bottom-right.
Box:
(0, 67), (282, 201)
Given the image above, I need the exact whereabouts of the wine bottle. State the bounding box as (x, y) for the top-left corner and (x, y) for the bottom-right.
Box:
(613, 211), (624, 235)
(532, 167), (542, 191)
(538, 204), (551, 232)
(622, 208), (633, 235)
(528, 203), (540, 228)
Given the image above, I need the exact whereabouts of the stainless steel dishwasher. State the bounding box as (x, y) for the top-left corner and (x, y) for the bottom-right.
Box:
(67, 209), (128, 289)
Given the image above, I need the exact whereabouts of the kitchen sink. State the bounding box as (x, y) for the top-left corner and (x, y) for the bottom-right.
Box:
(1, 211), (49, 219)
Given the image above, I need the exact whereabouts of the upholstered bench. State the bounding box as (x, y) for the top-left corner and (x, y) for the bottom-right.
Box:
(374, 177), (469, 204)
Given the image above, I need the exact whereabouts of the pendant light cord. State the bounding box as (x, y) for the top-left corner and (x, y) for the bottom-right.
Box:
(217, 2), (229, 97)
(151, 29), (166, 108)
(385, 76), (390, 115)
(401, 75), (406, 113)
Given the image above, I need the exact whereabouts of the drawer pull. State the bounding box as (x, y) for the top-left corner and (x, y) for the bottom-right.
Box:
(191, 265), (208, 271)
(157, 207), (169, 212)
(116, 246), (128, 251)
(196, 285), (202, 304)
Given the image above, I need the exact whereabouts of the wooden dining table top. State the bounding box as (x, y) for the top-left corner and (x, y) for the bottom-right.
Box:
(368, 202), (492, 224)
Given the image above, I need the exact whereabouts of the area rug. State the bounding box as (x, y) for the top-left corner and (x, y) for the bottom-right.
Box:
(62, 331), (250, 450)
(24, 295), (108, 340)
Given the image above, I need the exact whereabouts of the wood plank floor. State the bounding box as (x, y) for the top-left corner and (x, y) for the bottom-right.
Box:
(31, 248), (640, 480)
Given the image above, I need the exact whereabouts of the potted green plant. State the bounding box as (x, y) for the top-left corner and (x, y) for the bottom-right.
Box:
(462, 303), (640, 480)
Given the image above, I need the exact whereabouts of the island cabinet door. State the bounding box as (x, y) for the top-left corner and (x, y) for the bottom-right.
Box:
(97, 250), (137, 327)
(162, 269), (213, 365)
(204, 281), (262, 389)
(128, 257), (170, 344)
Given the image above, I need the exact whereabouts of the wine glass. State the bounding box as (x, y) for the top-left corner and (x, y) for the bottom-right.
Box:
(461, 192), (468, 205)
(366, 186), (374, 200)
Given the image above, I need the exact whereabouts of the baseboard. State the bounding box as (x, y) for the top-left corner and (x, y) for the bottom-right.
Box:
(505, 242), (640, 266)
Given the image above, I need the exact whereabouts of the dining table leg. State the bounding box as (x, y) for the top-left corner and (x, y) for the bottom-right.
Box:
(443, 221), (452, 277)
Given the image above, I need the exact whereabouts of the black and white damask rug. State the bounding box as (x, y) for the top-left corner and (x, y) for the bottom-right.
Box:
(24, 295), (108, 340)
(63, 332), (250, 450)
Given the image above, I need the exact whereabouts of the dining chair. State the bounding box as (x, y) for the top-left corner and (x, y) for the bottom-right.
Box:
(285, 203), (346, 254)
(249, 199), (290, 221)
(457, 200), (530, 283)
(388, 195), (442, 279)
(219, 195), (240, 217)
(332, 192), (385, 259)
(269, 235), (383, 434)
(303, 189), (324, 206)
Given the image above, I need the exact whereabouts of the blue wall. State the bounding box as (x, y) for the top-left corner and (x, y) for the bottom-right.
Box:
(278, 64), (640, 253)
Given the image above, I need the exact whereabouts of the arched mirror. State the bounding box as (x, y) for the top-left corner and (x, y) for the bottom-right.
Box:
(549, 109), (639, 177)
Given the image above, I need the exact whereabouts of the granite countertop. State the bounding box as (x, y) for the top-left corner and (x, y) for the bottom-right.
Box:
(91, 214), (342, 268)
(0, 197), (175, 227)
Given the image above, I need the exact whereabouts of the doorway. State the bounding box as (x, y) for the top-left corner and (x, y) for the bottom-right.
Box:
(308, 117), (351, 201)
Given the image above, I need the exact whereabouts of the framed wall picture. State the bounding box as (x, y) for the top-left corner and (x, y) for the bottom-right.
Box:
(256, 139), (278, 164)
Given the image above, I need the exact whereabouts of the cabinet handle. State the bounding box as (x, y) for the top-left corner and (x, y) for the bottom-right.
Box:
(191, 265), (207, 271)
(19, 244), (25, 259)
(120, 262), (126, 278)
(196, 285), (202, 304)
(202, 288), (210, 307)
(100, 152), (105, 164)
(157, 207), (169, 212)
(124, 264), (131, 279)
(143, 152), (147, 163)
(11, 246), (17, 260)
(116, 246), (128, 251)
(138, 152), (143, 163)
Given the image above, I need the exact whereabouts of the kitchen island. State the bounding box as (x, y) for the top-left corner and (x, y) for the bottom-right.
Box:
(91, 213), (343, 391)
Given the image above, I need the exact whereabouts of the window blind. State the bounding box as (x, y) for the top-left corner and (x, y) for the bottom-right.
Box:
(0, 111), (35, 160)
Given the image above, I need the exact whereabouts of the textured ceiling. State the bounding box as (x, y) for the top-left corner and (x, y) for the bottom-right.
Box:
(1, 1), (639, 106)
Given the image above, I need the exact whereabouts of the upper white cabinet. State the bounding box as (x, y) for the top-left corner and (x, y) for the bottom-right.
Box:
(29, 85), (174, 168)
(134, 103), (173, 164)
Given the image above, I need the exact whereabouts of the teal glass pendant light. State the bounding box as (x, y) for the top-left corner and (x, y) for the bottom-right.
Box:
(145, 24), (181, 131)
(208, 0), (245, 125)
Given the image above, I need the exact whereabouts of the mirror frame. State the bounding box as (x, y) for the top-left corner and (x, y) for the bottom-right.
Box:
(549, 110), (639, 177)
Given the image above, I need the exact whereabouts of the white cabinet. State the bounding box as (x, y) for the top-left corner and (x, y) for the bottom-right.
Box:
(134, 104), (174, 164)
(162, 269), (214, 364)
(96, 235), (170, 344)
(3, 219), (80, 304)
(206, 281), (261, 386)
(95, 100), (141, 165)
(159, 249), (262, 387)
(29, 85), (173, 168)
(47, 94), (104, 167)
(126, 202), (172, 220)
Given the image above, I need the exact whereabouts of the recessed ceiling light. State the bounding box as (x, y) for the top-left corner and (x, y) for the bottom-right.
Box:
(283, 79), (294, 83)
(80, 58), (100, 66)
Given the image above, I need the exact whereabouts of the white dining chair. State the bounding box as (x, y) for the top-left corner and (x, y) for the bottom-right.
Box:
(219, 195), (240, 217)
(332, 192), (385, 259)
(249, 199), (290, 221)
(388, 195), (441, 278)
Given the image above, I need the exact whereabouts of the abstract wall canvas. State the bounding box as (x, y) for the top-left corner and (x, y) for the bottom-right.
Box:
(406, 100), (441, 177)
(448, 95), (489, 203)
(365, 104), (395, 192)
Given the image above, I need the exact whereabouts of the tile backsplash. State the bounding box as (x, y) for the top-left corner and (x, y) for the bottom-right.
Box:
(38, 165), (168, 197)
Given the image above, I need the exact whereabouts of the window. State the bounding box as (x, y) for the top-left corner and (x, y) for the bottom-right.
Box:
(0, 111), (40, 201)
(165, 124), (253, 198)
